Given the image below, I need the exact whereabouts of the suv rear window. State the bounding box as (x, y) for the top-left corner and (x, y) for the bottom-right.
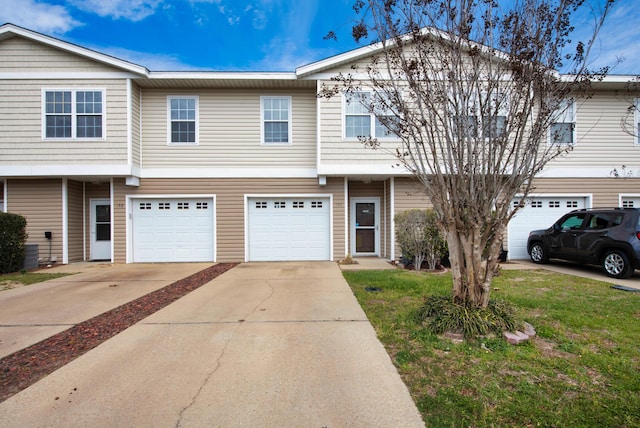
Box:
(587, 213), (610, 229)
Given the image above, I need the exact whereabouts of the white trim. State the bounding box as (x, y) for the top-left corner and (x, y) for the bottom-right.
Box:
(2, 179), (6, 212)
(244, 193), (334, 262)
(125, 194), (217, 264)
(390, 177), (395, 260)
(62, 179), (68, 264)
(536, 167), (634, 178)
(110, 179), (114, 263)
(260, 96), (293, 146)
(167, 95), (199, 145)
(316, 81), (322, 173)
(41, 88), (107, 141)
(82, 182), (86, 261)
(127, 79), (133, 167)
(139, 167), (318, 178)
(0, 165), (133, 176)
(344, 178), (349, 257)
(319, 164), (408, 176)
(0, 72), (141, 79)
(148, 71), (297, 80)
(350, 197), (381, 256)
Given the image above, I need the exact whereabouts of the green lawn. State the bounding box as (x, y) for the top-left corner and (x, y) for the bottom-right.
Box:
(343, 268), (640, 427)
(0, 271), (72, 290)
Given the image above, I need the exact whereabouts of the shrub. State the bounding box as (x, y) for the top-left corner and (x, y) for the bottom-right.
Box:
(0, 212), (28, 274)
(395, 209), (447, 270)
(415, 295), (521, 338)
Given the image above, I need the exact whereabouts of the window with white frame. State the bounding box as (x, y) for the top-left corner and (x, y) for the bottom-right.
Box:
(549, 99), (575, 145)
(168, 96), (198, 144)
(344, 91), (398, 140)
(261, 96), (291, 144)
(43, 89), (104, 139)
(482, 92), (508, 139)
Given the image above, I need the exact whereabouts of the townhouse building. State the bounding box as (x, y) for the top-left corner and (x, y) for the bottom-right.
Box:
(1, 23), (638, 265)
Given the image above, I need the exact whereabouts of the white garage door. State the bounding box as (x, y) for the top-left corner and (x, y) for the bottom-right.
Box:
(132, 198), (214, 262)
(508, 196), (587, 260)
(248, 197), (331, 261)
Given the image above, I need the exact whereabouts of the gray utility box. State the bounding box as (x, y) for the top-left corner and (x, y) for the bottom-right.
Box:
(23, 244), (39, 270)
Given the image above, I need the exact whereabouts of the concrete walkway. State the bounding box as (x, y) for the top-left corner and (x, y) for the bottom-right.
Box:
(0, 262), (425, 427)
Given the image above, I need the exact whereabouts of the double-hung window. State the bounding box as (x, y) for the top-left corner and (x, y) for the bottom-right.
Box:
(549, 99), (576, 146)
(261, 96), (291, 145)
(344, 91), (398, 140)
(168, 96), (198, 144)
(482, 92), (508, 139)
(43, 89), (104, 139)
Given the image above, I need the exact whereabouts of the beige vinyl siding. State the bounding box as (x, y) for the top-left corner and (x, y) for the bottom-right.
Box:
(0, 37), (120, 73)
(0, 79), (130, 165)
(393, 178), (433, 260)
(7, 179), (63, 263)
(67, 180), (84, 262)
(529, 177), (640, 207)
(140, 89), (317, 169)
(319, 92), (401, 166)
(546, 91), (638, 169)
(112, 177), (345, 263)
(131, 82), (142, 168)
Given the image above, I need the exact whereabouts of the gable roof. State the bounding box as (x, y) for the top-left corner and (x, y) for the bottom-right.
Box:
(0, 23), (149, 76)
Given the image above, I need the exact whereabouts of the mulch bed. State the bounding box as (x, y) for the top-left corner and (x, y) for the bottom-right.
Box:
(0, 263), (237, 403)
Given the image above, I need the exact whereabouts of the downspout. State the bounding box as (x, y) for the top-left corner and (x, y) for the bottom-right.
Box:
(62, 178), (68, 264)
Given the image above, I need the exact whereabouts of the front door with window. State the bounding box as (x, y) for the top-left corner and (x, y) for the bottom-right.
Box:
(90, 199), (111, 260)
(351, 198), (380, 256)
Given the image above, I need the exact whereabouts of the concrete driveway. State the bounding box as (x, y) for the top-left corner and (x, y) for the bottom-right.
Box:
(0, 262), (425, 427)
(0, 262), (212, 358)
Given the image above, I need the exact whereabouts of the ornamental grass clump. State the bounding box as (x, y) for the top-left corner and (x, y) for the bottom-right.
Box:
(416, 295), (521, 338)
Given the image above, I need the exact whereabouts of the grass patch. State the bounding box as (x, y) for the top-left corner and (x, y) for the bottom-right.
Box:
(343, 268), (640, 427)
(0, 271), (72, 290)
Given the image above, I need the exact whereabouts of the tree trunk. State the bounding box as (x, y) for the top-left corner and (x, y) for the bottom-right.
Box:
(445, 225), (504, 309)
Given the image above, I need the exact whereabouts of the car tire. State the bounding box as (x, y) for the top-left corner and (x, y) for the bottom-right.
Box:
(602, 250), (633, 279)
(530, 242), (548, 264)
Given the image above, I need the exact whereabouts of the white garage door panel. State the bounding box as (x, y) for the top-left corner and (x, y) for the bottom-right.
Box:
(132, 198), (214, 262)
(508, 197), (587, 260)
(248, 197), (330, 261)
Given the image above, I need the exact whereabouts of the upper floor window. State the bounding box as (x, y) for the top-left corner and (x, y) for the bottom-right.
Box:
(549, 99), (575, 146)
(168, 96), (198, 144)
(261, 96), (291, 145)
(43, 89), (104, 139)
(344, 92), (398, 140)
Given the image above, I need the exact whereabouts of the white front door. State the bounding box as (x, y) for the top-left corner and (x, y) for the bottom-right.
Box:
(351, 198), (380, 256)
(90, 199), (111, 261)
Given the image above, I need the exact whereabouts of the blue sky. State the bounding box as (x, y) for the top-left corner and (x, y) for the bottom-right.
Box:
(0, 0), (638, 74)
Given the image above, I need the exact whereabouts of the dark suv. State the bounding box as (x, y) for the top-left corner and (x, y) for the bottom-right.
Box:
(527, 208), (640, 279)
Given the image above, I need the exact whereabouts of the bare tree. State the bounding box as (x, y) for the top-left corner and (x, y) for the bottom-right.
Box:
(321, 0), (613, 308)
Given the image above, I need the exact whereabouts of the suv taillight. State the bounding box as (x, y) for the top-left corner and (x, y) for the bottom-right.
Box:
(637, 232), (640, 240)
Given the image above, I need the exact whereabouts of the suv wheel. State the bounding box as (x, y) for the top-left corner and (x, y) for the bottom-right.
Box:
(530, 242), (548, 264)
(602, 250), (633, 279)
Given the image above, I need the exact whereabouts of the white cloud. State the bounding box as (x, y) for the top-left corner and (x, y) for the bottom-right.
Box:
(69, 0), (163, 22)
(0, 0), (81, 34)
(96, 45), (206, 71)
